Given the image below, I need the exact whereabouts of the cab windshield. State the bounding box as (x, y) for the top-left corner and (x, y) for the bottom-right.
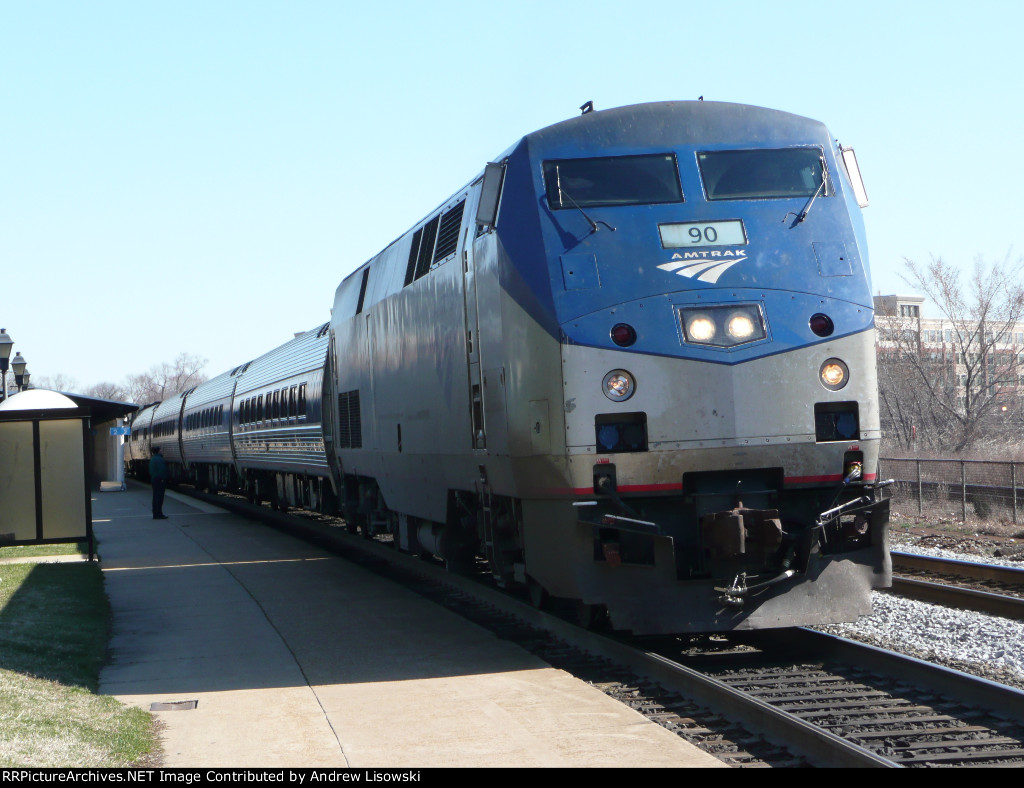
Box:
(698, 148), (827, 201)
(543, 153), (683, 209)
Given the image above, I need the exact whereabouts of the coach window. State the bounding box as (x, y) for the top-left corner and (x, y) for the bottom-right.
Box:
(289, 386), (297, 418)
(258, 395), (264, 423)
(698, 148), (830, 201)
(298, 384), (307, 417)
(543, 153), (683, 209)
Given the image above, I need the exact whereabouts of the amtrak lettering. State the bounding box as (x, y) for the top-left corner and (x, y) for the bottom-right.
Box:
(657, 249), (748, 284)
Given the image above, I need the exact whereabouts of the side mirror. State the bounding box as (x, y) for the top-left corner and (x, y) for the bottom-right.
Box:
(839, 145), (869, 208)
(475, 161), (506, 227)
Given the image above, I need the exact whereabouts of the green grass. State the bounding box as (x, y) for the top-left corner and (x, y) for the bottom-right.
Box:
(0, 561), (158, 767)
(0, 542), (90, 559)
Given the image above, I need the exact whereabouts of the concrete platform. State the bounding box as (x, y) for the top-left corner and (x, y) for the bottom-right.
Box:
(94, 486), (724, 768)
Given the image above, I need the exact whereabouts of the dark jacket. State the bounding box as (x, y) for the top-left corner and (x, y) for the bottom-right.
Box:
(149, 453), (168, 480)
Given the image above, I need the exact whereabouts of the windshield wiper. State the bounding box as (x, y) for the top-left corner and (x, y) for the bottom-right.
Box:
(782, 156), (828, 225)
(556, 166), (616, 234)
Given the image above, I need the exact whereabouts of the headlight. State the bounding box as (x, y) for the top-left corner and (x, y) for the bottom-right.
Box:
(727, 312), (755, 340)
(679, 304), (766, 348)
(819, 358), (849, 390)
(687, 315), (716, 342)
(602, 369), (636, 402)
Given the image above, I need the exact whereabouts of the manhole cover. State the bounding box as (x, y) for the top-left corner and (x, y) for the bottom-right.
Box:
(150, 700), (198, 711)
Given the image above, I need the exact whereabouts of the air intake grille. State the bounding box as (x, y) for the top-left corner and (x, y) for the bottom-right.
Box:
(433, 200), (465, 263)
(414, 215), (440, 280)
(337, 390), (362, 449)
(404, 228), (423, 286)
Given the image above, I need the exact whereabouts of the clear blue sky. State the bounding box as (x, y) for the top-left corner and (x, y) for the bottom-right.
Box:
(2, 0), (1021, 390)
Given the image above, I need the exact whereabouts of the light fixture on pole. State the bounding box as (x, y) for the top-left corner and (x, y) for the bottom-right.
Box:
(11, 352), (27, 394)
(0, 328), (13, 402)
(22, 368), (31, 390)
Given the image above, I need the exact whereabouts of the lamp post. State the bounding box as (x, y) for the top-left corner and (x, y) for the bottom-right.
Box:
(11, 352), (26, 394)
(0, 328), (13, 402)
(22, 368), (31, 390)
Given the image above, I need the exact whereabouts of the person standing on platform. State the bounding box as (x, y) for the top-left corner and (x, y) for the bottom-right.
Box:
(149, 447), (169, 519)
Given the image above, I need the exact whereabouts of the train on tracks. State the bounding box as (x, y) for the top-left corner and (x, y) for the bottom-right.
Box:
(125, 100), (891, 634)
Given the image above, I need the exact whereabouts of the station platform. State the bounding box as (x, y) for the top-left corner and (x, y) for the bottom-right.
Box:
(93, 486), (724, 768)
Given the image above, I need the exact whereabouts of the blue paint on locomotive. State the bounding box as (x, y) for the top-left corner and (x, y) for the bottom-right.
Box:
(492, 102), (874, 363)
(491, 140), (562, 337)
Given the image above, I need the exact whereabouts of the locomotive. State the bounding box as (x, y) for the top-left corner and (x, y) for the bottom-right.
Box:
(127, 101), (890, 634)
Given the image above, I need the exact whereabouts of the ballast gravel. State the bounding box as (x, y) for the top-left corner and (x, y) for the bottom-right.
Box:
(816, 536), (1024, 690)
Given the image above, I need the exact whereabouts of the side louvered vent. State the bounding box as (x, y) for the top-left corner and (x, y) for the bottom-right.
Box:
(404, 228), (423, 286)
(337, 390), (362, 449)
(403, 198), (466, 288)
(433, 200), (465, 263)
(413, 215), (440, 280)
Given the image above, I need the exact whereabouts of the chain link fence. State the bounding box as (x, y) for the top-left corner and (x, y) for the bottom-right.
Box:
(879, 457), (1023, 523)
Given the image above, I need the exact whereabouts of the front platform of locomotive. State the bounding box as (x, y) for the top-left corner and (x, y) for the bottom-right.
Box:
(510, 102), (890, 633)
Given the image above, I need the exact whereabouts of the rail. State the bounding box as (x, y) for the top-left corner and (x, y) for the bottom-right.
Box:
(891, 551), (1024, 619)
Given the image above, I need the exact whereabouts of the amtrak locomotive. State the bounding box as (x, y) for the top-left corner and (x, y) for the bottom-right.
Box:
(126, 101), (890, 634)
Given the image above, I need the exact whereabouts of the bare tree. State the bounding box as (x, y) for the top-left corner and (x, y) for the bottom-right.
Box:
(124, 353), (208, 405)
(84, 381), (128, 401)
(32, 373), (79, 393)
(878, 255), (1024, 453)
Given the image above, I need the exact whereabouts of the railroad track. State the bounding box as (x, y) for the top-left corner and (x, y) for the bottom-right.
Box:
(169, 483), (1024, 767)
(891, 550), (1024, 619)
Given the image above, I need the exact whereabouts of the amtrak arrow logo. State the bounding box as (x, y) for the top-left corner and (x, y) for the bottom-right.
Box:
(657, 249), (748, 283)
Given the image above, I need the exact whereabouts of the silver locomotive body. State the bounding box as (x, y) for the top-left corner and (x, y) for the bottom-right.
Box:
(326, 101), (889, 634)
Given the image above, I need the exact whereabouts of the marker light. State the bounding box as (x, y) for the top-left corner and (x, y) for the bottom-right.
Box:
(819, 358), (849, 390)
(809, 313), (835, 337)
(610, 323), (637, 347)
(602, 369), (636, 402)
